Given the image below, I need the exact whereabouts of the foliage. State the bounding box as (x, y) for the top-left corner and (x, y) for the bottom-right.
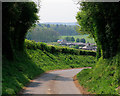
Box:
(60, 35), (95, 43)
(71, 37), (75, 42)
(38, 24), (78, 36)
(80, 38), (86, 43)
(74, 45), (79, 49)
(77, 53), (120, 94)
(2, 2), (38, 60)
(26, 24), (79, 42)
(26, 25), (60, 42)
(76, 38), (80, 42)
(64, 36), (86, 43)
(2, 40), (96, 95)
(65, 37), (72, 42)
(2, 51), (44, 95)
(76, 3), (120, 95)
(26, 24), (81, 43)
(64, 36), (75, 42)
(25, 39), (96, 56)
(76, 2), (120, 59)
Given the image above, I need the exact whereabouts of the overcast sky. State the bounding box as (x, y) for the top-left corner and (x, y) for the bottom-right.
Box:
(36, 0), (80, 23)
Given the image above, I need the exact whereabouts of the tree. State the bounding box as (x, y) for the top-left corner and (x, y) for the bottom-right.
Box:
(26, 25), (60, 42)
(76, 2), (120, 59)
(76, 38), (80, 42)
(71, 37), (75, 42)
(80, 38), (86, 43)
(49, 24), (78, 36)
(65, 37), (71, 42)
(75, 45), (79, 49)
(3, 2), (38, 60)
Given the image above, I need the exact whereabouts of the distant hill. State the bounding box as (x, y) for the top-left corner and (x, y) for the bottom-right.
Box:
(40, 22), (79, 25)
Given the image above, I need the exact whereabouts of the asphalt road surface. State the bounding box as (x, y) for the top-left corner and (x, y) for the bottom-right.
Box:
(22, 68), (84, 94)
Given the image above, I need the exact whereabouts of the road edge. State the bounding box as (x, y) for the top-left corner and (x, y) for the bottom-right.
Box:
(18, 67), (92, 94)
(73, 75), (91, 94)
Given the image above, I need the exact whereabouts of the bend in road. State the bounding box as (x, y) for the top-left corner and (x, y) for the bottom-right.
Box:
(22, 68), (86, 94)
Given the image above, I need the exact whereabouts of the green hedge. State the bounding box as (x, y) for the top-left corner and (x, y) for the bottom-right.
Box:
(25, 39), (96, 56)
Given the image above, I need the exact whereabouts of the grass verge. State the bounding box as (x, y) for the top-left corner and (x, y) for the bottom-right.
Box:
(77, 53), (120, 95)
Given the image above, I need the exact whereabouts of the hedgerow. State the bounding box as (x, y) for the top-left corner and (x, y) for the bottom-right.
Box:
(25, 39), (96, 56)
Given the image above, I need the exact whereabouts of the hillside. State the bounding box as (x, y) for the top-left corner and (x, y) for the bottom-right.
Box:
(2, 40), (96, 95)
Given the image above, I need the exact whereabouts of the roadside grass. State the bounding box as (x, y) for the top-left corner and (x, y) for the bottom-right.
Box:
(2, 51), (44, 95)
(27, 49), (96, 70)
(59, 35), (95, 43)
(77, 53), (120, 95)
(2, 40), (96, 95)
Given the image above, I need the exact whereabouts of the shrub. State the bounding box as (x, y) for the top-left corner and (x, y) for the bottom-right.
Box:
(51, 46), (56, 53)
(76, 38), (80, 42)
(71, 37), (75, 42)
(80, 38), (86, 43)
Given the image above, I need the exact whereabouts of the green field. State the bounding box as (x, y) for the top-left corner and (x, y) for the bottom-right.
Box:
(59, 35), (95, 43)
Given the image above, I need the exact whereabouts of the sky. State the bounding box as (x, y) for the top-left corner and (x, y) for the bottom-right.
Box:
(36, 0), (80, 23)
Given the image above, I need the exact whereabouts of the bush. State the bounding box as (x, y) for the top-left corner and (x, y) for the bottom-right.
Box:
(80, 50), (96, 56)
(25, 40), (37, 50)
(65, 37), (71, 42)
(51, 46), (56, 53)
(75, 45), (79, 49)
(71, 37), (75, 42)
(76, 38), (80, 42)
(80, 38), (86, 43)
(40, 42), (47, 51)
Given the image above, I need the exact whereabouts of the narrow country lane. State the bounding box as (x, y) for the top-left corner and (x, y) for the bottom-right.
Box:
(22, 68), (85, 94)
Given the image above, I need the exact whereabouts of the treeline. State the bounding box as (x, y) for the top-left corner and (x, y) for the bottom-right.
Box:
(64, 37), (86, 43)
(38, 24), (78, 36)
(26, 25), (60, 42)
(26, 24), (78, 42)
